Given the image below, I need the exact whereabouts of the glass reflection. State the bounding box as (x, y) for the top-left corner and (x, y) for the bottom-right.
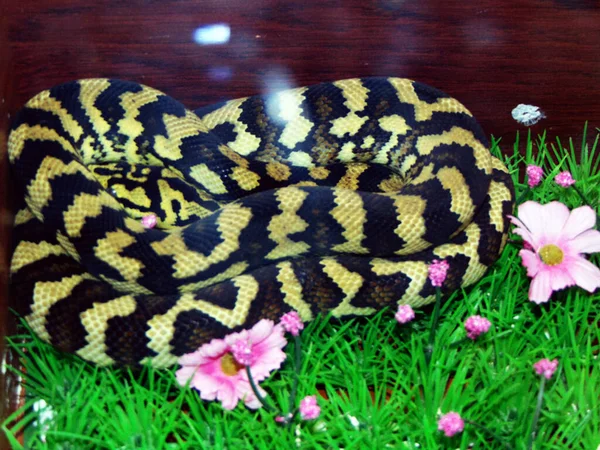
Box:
(193, 24), (231, 45)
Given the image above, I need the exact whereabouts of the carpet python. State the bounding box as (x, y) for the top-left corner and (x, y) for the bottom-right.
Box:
(8, 78), (515, 367)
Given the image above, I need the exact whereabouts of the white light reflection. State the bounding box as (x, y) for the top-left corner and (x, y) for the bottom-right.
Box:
(207, 66), (233, 81)
(193, 23), (231, 45)
(32, 399), (54, 443)
(263, 67), (298, 127)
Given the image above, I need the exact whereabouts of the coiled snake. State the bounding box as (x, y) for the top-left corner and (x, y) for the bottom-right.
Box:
(8, 78), (514, 367)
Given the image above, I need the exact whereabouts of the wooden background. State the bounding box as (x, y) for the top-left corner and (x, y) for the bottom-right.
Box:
(1, 0), (600, 443)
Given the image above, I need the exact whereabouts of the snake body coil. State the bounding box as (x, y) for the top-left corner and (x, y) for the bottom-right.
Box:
(8, 78), (514, 366)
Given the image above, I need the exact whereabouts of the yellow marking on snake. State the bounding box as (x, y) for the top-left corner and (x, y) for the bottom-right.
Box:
(14, 208), (35, 226)
(416, 127), (491, 172)
(370, 259), (432, 307)
(189, 164), (228, 194)
(266, 162), (291, 181)
(117, 88), (162, 161)
(8, 124), (75, 163)
(329, 80), (370, 138)
(230, 166), (261, 191)
(201, 98), (261, 156)
(388, 195), (431, 254)
(436, 166), (473, 225)
(336, 163), (369, 190)
(95, 229), (145, 281)
(78, 79), (115, 157)
(389, 78), (472, 122)
(77, 295), (138, 366)
(154, 110), (207, 161)
(321, 258), (374, 317)
(331, 189), (369, 254)
(11, 241), (66, 272)
(64, 192), (121, 237)
(180, 261), (249, 292)
(151, 204), (253, 278)
(276, 261), (314, 321)
(266, 187), (310, 260)
(25, 91), (84, 142)
(28, 275), (89, 341)
(25, 157), (96, 218)
(145, 293), (209, 367)
(192, 275), (259, 328)
(287, 151), (314, 167)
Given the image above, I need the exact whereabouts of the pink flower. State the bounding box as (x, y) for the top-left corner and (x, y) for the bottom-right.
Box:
(509, 201), (600, 303)
(175, 319), (287, 410)
(231, 338), (253, 366)
(141, 214), (158, 229)
(299, 395), (321, 420)
(533, 358), (558, 379)
(280, 311), (304, 336)
(395, 304), (415, 324)
(555, 171), (576, 187)
(275, 414), (292, 423)
(526, 165), (544, 187)
(464, 315), (491, 340)
(428, 259), (449, 287)
(438, 412), (464, 437)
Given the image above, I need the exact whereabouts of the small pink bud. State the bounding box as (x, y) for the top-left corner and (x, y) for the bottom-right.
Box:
(280, 311), (304, 336)
(141, 214), (158, 229)
(428, 259), (449, 287)
(555, 171), (575, 187)
(395, 305), (415, 324)
(533, 358), (558, 379)
(464, 315), (491, 340)
(526, 165), (544, 187)
(438, 412), (464, 437)
(299, 395), (320, 420)
(275, 414), (292, 423)
(231, 338), (253, 366)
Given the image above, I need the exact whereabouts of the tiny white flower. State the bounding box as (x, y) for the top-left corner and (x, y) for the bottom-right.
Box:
(511, 104), (545, 126)
(346, 414), (360, 429)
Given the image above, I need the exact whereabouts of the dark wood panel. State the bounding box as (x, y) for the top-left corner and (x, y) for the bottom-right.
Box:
(1, 0), (599, 439)
(0, 5), (21, 448)
(4, 0), (600, 141)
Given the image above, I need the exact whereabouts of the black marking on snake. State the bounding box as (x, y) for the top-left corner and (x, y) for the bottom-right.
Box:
(362, 193), (407, 255)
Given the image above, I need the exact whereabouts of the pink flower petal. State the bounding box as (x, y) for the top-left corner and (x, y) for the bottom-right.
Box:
(519, 249), (541, 278)
(569, 229), (600, 254)
(509, 215), (537, 247)
(191, 370), (232, 395)
(248, 319), (275, 343)
(539, 202), (571, 237)
(516, 201), (547, 237)
(566, 257), (600, 292)
(178, 348), (205, 366)
(216, 382), (238, 410)
(236, 381), (265, 409)
(200, 339), (230, 359)
(528, 270), (553, 303)
(175, 366), (198, 387)
(548, 265), (575, 291)
(562, 205), (597, 239)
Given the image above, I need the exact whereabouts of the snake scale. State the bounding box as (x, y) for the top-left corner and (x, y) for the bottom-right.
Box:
(8, 77), (514, 367)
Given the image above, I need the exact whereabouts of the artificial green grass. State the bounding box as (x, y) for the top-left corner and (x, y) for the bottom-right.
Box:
(2, 128), (600, 449)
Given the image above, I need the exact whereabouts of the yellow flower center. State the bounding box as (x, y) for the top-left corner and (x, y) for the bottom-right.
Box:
(538, 244), (564, 266)
(220, 353), (244, 376)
